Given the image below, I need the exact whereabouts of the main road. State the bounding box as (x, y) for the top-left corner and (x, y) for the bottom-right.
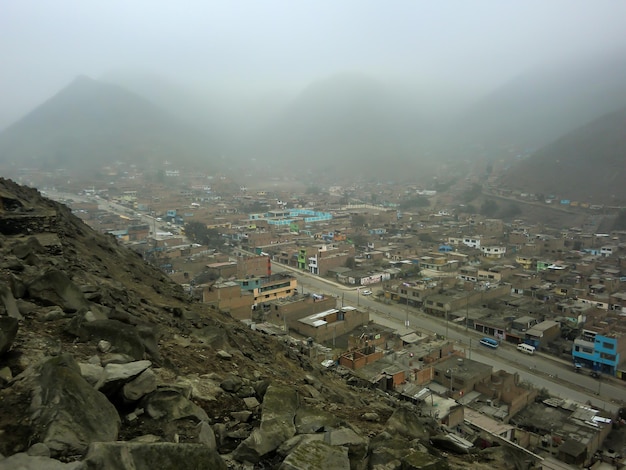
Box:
(278, 265), (624, 414)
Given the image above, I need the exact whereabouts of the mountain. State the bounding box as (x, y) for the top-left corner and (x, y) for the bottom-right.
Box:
(255, 73), (440, 183)
(0, 177), (515, 468)
(447, 53), (626, 160)
(496, 106), (626, 204)
(0, 76), (217, 174)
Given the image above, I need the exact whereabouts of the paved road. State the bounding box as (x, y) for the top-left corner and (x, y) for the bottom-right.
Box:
(280, 266), (624, 414)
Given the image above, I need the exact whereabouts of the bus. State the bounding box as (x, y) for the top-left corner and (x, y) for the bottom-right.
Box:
(479, 337), (499, 349)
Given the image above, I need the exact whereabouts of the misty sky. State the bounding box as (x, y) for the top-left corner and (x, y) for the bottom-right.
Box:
(2, 0), (626, 130)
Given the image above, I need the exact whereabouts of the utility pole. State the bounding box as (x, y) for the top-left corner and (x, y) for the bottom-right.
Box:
(405, 292), (409, 327)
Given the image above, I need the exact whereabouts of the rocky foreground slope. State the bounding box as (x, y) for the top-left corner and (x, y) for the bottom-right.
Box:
(0, 178), (518, 469)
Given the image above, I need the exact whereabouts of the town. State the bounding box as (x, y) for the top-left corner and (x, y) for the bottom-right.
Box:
(20, 161), (626, 469)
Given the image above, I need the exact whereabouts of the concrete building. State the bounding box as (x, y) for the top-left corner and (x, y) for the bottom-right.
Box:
(572, 327), (625, 376)
(525, 320), (561, 350)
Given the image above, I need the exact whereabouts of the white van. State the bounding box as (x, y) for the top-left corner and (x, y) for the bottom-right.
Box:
(517, 343), (536, 355)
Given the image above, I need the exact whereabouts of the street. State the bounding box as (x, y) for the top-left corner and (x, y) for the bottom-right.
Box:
(284, 267), (624, 414)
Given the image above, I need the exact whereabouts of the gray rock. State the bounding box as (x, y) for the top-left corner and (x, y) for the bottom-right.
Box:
(141, 388), (209, 422)
(384, 407), (429, 440)
(26, 442), (50, 457)
(81, 441), (227, 470)
(236, 385), (257, 398)
(279, 440), (350, 470)
(0, 284), (22, 319)
(0, 453), (81, 470)
(30, 354), (120, 456)
(78, 362), (104, 386)
(97, 340), (111, 353)
(220, 374), (243, 392)
(66, 318), (146, 360)
(0, 366), (13, 384)
(216, 349), (232, 359)
(243, 396), (260, 409)
(123, 368), (157, 401)
(27, 269), (88, 312)
(326, 427), (369, 469)
(233, 384), (298, 463)
(276, 433), (325, 457)
(101, 353), (135, 365)
(231, 410), (253, 423)
(362, 412), (380, 422)
(402, 448), (449, 470)
(95, 360), (152, 392)
(295, 406), (341, 434)
(196, 421), (217, 449)
(0, 317), (18, 356)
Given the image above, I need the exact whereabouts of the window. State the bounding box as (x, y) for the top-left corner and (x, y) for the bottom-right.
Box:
(600, 353), (616, 361)
(603, 342), (614, 350)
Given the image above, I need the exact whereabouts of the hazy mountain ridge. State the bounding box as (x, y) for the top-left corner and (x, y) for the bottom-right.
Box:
(497, 105), (626, 203)
(447, 53), (626, 159)
(2, 54), (626, 186)
(0, 76), (218, 173)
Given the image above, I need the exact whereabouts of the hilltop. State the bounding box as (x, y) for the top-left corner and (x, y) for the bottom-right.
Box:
(0, 177), (519, 468)
(0, 76), (217, 175)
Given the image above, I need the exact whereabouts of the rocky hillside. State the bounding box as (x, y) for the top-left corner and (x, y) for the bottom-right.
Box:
(497, 105), (626, 204)
(0, 178), (520, 469)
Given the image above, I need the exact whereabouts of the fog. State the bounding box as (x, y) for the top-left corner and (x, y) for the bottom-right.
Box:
(2, 1), (625, 129)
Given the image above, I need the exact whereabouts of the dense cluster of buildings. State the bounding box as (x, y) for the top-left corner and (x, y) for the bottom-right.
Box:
(28, 166), (626, 468)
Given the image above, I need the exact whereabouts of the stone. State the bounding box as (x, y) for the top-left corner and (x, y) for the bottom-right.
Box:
(0, 317), (19, 356)
(97, 340), (112, 353)
(220, 374), (243, 392)
(26, 269), (88, 312)
(141, 388), (209, 422)
(216, 349), (232, 359)
(81, 441), (228, 470)
(26, 442), (50, 457)
(122, 368), (157, 401)
(233, 384), (298, 463)
(196, 421), (217, 450)
(0, 453), (82, 470)
(243, 396), (260, 409)
(78, 362), (104, 387)
(279, 440), (350, 470)
(0, 284), (22, 319)
(95, 360), (152, 391)
(231, 410), (253, 423)
(29, 354), (120, 456)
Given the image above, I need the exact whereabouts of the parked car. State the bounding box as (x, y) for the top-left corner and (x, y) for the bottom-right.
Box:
(590, 371), (601, 379)
(361, 289), (372, 296)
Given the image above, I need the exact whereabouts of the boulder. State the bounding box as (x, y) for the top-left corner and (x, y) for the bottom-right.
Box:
(279, 439), (350, 470)
(0, 284), (22, 319)
(326, 427), (369, 469)
(233, 384), (298, 463)
(30, 354), (120, 456)
(141, 388), (209, 422)
(0, 317), (18, 356)
(384, 407), (430, 441)
(122, 368), (157, 401)
(196, 421), (217, 450)
(402, 448), (449, 470)
(294, 406), (341, 434)
(0, 453), (82, 470)
(220, 374), (243, 393)
(95, 360), (152, 394)
(26, 269), (88, 312)
(66, 318), (146, 360)
(80, 442), (227, 470)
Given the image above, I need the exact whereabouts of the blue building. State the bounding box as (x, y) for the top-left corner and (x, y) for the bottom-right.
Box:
(572, 329), (621, 376)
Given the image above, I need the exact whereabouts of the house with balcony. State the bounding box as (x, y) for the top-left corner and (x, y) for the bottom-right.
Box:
(572, 328), (623, 376)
